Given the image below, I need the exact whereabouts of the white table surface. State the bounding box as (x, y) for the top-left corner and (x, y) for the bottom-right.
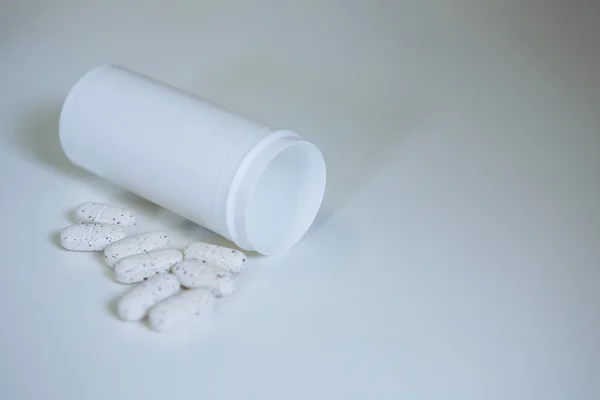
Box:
(1, 1), (599, 399)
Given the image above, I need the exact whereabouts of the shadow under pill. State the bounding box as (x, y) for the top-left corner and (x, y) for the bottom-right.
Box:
(93, 252), (118, 282)
(49, 231), (62, 250)
(64, 209), (75, 224)
(105, 296), (120, 318)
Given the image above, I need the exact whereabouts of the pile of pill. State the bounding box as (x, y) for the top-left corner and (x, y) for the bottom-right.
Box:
(59, 201), (247, 332)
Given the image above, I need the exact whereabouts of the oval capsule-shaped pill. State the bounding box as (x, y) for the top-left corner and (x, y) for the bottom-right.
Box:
(114, 249), (182, 284)
(75, 201), (136, 226)
(148, 288), (215, 332)
(172, 260), (234, 296)
(183, 242), (246, 274)
(104, 231), (169, 267)
(60, 224), (128, 251)
(117, 274), (181, 321)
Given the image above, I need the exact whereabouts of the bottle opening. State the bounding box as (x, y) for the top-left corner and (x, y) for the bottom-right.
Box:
(244, 141), (326, 255)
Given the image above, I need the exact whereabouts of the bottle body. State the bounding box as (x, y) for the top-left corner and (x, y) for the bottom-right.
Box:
(60, 65), (326, 255)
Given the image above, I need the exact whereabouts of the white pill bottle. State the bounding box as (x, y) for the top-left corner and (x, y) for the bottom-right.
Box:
(59, 65), (326, 255)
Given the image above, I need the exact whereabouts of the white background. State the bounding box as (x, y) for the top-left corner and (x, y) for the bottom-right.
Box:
(1, 1), (599, 399)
